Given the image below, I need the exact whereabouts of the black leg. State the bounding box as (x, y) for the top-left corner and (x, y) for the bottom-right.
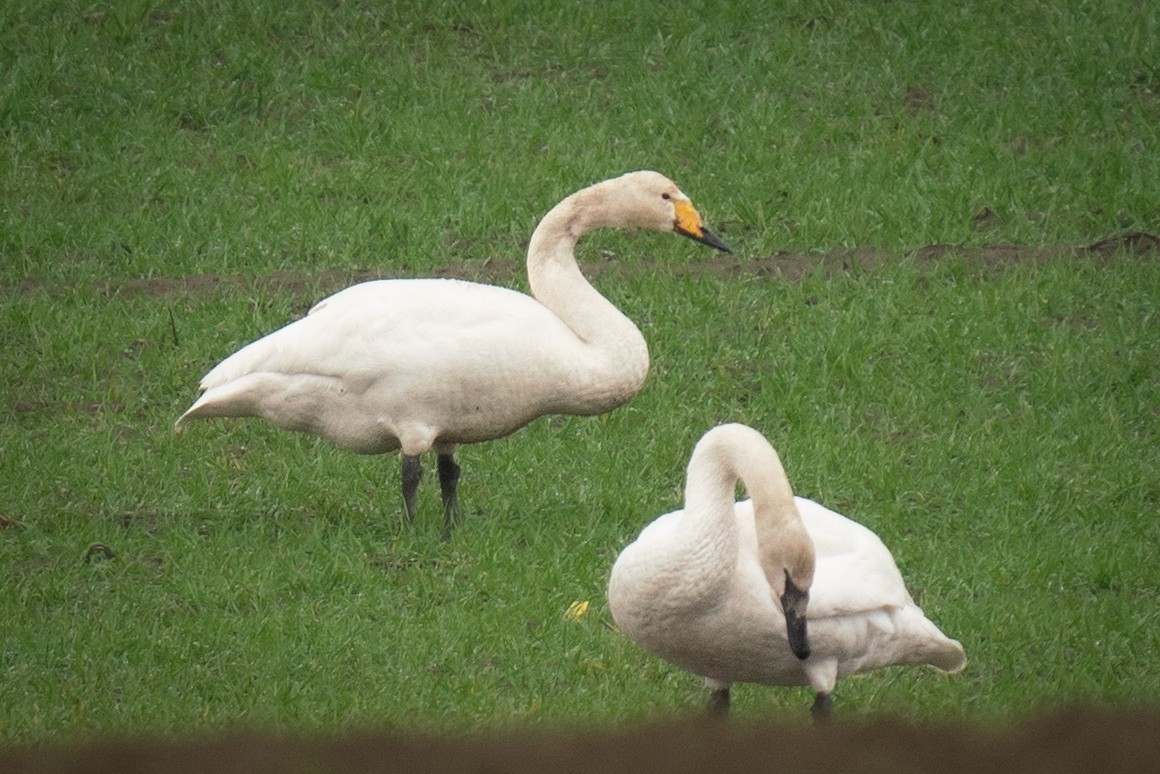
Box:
(707, 686), (730, 719)
(437, 452), (461, 538)
(401, 455), (422, 524)
(810, 692), (832, 724)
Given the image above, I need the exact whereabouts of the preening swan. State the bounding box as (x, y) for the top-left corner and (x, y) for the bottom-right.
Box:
(608, 423), (966, 721)
(175, 171), (730, 535)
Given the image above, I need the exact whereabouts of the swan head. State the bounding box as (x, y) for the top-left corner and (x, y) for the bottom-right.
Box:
(775, 523), (815, 661)
(594, 171), (732, 253)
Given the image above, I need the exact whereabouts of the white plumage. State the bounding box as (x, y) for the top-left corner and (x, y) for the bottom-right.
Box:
(608, 423), (966, 720)
(175, 171), (729, 534)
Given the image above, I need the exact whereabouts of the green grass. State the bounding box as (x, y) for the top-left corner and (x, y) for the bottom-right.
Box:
(4, 0), (1158, 284)
(2, 0), (1159, 744)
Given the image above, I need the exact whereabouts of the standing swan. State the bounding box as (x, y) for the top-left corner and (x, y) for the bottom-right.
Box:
(608, 423), (966, 721)
(175, 171), (730, 535)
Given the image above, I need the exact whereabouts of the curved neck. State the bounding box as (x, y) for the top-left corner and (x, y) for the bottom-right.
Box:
(524, 184), (649, 402)
(679, 425), (812, 594)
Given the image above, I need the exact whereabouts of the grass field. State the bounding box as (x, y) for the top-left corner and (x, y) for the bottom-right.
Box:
(2, 0), (1159, 743)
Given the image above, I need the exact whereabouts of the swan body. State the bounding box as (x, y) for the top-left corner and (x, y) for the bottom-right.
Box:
(608, 423), (966, 720)
(176, 171), (730, 533)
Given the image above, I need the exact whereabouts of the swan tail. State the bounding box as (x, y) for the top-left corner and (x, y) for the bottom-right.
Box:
(174, 373), (326, 433)
(891, 606), (968, 674)
(909, 613), (967, 674)
(174, 379), (259, 432)
(927, 637), (968, 674)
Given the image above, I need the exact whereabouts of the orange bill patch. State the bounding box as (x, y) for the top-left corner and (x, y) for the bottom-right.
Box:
(673, 198), (705, 238)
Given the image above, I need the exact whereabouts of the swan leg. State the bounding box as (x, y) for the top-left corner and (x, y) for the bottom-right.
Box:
(810, 692), (832, 724)
(707, 687), (730, 718)
(401, 455), (423, 524)
(437, 452), (462, 538)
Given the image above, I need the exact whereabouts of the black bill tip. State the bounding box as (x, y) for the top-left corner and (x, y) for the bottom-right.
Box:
(694, 226), (732, 253)
(785, 607), (811, 660)
(782, 576), (811, 660)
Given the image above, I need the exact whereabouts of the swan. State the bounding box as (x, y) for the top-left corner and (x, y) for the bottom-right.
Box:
(175, 171), (730, 535)
(608, 423), (966, 721)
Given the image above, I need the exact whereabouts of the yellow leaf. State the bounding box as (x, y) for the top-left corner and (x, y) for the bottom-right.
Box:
(565, 600), (590, 621)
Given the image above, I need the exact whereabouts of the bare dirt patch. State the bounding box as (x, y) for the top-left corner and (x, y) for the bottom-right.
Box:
(19, 233), (1157, 302)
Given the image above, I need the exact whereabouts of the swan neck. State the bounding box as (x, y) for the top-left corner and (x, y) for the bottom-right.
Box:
(525, 188), (596, 298)
(681, 426), (812, 592)
(683, 429), (796, 527)
(523, 184), (648, 398)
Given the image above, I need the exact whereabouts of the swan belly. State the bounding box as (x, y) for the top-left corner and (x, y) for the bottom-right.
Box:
(617, 582), (814, 688)
(665, 604), (813, 688)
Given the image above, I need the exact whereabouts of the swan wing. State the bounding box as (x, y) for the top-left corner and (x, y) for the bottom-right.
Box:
(198, 279), (571, 391)
(794, 497), (914, 619)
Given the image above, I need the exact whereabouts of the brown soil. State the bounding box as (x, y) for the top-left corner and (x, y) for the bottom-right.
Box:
(19, 232), (1158, 302)
(2, 706), (1158, 773)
